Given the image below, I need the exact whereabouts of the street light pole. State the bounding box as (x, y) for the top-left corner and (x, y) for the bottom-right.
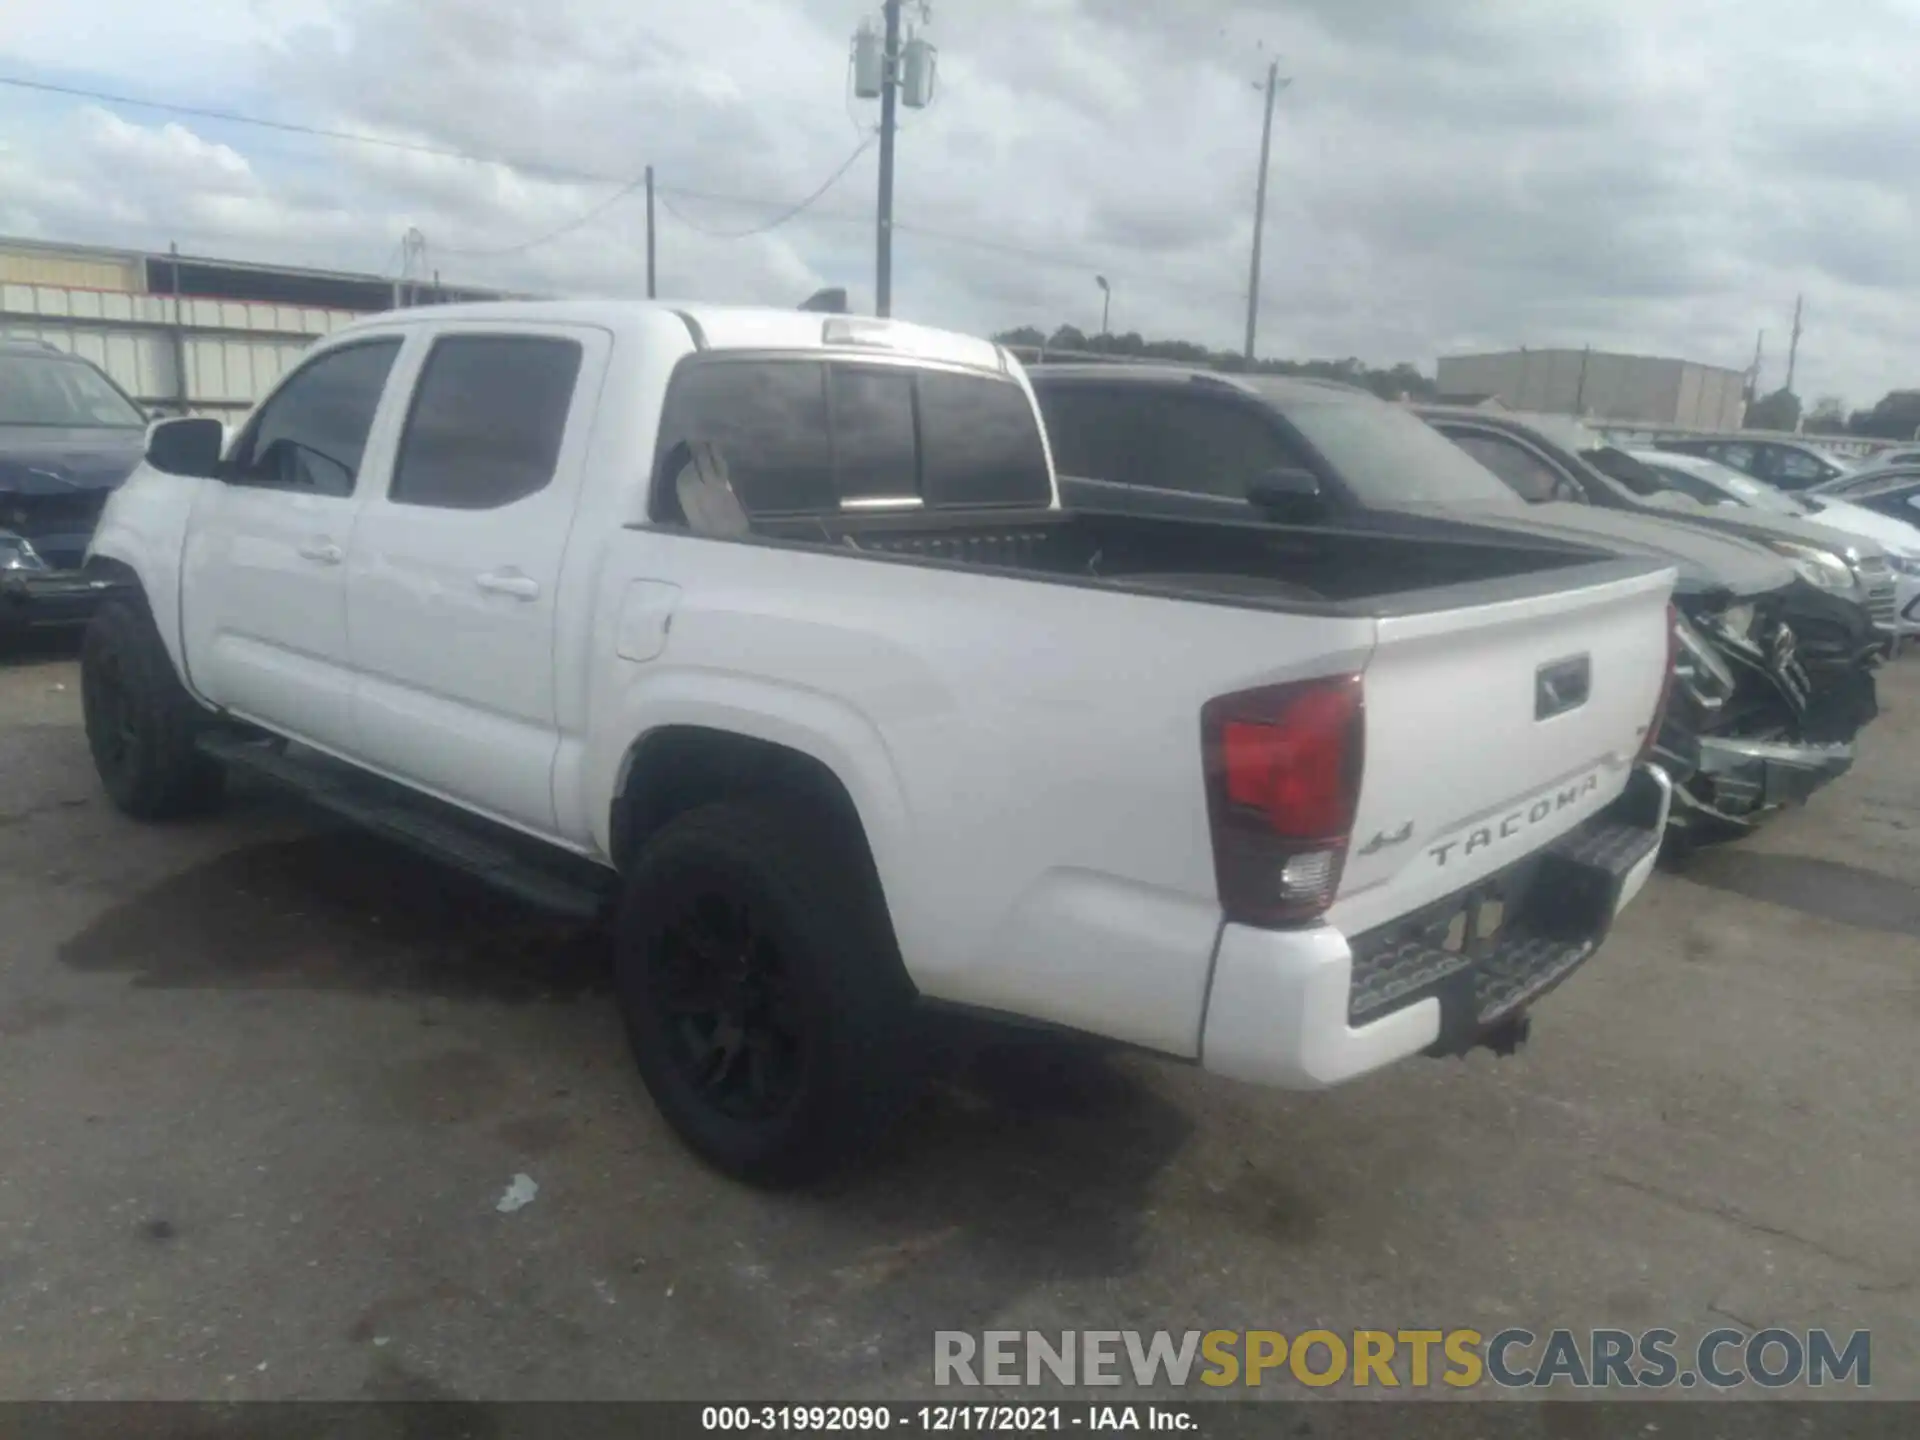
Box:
(1244, 60), (1289, 362)
(1096, 274), (1110, 337)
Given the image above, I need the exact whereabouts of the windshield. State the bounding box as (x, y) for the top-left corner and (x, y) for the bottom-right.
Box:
(0, 354), (147, 428)
(1639, 453), (1810, 517)
(1255, 389), (1522, 506)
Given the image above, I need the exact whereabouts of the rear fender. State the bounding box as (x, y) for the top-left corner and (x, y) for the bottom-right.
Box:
(585, 669), (916, 948)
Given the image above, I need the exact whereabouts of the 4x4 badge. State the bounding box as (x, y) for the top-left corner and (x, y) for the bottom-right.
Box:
(1358, 821), (1414, 855)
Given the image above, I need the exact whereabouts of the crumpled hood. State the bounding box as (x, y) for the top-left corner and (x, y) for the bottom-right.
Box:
(1628, 495), (1890, 565)
(1394, 499), (1796, 598)
(0, 425), (147, 494)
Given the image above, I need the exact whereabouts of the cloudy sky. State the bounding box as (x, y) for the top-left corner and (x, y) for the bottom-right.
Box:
(2, 0), (1917, 405)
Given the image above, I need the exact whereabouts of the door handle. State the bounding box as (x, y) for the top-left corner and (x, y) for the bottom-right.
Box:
(476, 570), (541, 600)
(297, 539), (343, 564)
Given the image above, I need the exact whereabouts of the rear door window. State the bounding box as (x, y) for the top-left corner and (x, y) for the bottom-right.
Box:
(1765, 447), (1830, 489)
(1448, 431), (1569, 503)
(1131, 393), (1296, 498)
(1706, 441), (1757, 474)
(917, 370), (1051, 506)
(1033, 386), (1149, 486)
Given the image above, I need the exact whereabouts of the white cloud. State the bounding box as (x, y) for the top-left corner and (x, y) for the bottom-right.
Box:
(3, 0), (1920, 406)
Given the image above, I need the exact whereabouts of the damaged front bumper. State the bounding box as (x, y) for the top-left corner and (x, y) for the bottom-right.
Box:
(0, 564), (114, 634)
(1687, 736), (1855, 815)
(1658, 598), (1873, 829)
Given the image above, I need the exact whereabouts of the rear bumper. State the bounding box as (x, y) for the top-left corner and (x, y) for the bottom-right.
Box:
(0, 566), (111, 634)
(1199, 763), (1670, 1090)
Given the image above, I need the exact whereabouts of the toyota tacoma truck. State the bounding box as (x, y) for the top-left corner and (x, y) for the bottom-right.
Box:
(79, 302), (1676, 1184)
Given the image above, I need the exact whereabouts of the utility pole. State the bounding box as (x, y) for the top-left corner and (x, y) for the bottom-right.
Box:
(874, 0), (903, 317)
(1749, 329), (1764, 399)
(1096, 275), (1110, 336)
(1784, 294), (1804, 395)
(169, 241), (188, 415)
(1244, 60), (1289, 361)
(645, 165), (657, 299)
(854, 2), (933, 316)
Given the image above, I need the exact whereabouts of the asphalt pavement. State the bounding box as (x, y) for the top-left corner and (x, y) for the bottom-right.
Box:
(0, 635), (1914, 1402)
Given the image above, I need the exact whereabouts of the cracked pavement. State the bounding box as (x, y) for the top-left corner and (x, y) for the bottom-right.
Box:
(0, 635), (1914, 1401)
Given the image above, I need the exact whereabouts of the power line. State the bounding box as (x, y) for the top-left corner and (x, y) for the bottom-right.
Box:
(0, 73), (601, 181)
(429, 172), (654, 257)
(0, 70), (1249, 308)
(655, 134), (875, 239)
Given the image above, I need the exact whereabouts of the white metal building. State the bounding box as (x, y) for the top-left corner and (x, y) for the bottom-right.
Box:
(0, 236), (509, 417)
(1435, 348), (1749, 431)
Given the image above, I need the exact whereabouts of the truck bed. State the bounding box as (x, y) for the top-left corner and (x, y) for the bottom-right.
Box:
(754, 504), (1654, 617)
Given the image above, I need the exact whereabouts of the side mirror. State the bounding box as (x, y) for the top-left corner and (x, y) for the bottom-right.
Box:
(1246, 466), (1323, 518)
(145, 416), (226, 478)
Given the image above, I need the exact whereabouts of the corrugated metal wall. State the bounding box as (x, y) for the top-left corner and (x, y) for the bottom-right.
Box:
(0, 282), (356, 417)
(0, 249), (142, 291)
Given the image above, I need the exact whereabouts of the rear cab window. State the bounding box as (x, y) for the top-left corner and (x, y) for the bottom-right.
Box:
(651, 357), (1050, 522)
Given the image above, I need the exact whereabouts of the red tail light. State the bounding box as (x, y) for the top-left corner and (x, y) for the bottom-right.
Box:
(1639, 602), (1679, 764)
(1202, 675), (1365, 927)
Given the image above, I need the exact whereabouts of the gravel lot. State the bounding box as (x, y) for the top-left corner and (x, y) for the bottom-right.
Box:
(0, 635), (1914, 1402)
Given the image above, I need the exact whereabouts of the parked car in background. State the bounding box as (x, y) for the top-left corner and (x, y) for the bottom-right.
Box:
(1809, 458), (1920, 498)
(1654, 435), (1855, 492)
(1818, 446), (1920, 489)
(1629, 448), (1920, 638)
(1406, 408), (1884, 830)
(1831, 470), (1920, 524)
(1025, 364), (1863, 839)
(78, 303), (1678, 1183)
(1420, 408), (1898, 651)
(0, 339), (150, 637)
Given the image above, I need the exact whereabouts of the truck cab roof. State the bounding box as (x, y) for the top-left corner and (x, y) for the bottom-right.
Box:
(338, 300), (1015, 378)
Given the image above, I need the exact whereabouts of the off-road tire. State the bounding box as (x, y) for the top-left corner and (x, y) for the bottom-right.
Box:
(80, 598), (226, 820)
(615, 796), (920, 1186)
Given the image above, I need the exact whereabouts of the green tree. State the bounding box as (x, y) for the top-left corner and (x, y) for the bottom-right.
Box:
(1743, 387), (1802, 432)
(1846, 390), (1920, 440)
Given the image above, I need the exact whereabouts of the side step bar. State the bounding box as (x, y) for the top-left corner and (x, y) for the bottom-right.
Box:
(196, 731), (616, 921)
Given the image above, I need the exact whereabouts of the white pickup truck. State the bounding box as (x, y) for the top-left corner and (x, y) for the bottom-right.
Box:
(80, 301), (1676, 1183)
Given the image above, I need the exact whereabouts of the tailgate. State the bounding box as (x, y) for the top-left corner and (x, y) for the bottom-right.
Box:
(1327, 564), (1673, 938)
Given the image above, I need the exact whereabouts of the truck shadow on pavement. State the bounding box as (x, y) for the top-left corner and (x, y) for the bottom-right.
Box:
(56, 824), (1201, 1386)
(58, 829), (611, 1001)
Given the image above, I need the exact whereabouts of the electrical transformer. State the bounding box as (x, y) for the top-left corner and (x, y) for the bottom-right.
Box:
(902, 36), (937, 108)
(852, 20), (883, 99)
